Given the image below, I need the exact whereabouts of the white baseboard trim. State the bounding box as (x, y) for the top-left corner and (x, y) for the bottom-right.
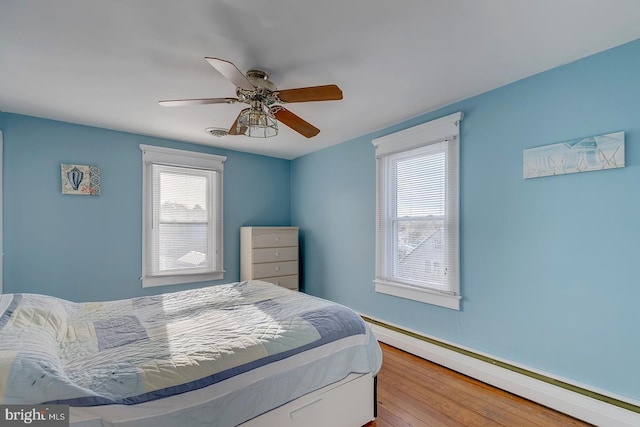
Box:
(365, 316), (640, 427)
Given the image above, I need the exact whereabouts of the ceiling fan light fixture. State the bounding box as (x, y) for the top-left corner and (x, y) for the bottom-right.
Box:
(237, 106), (278, 138)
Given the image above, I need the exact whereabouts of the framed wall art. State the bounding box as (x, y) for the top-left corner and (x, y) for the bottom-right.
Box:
(523, 131), (624, 179)
(61, 164), (101, 195)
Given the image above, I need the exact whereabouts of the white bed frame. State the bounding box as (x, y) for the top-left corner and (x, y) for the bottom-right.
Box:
(70, 373), (376, 427)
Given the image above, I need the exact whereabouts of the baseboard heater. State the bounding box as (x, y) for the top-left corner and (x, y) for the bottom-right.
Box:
(363, 315), (640, 427)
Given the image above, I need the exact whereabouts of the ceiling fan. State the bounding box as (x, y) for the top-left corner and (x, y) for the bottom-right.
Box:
(159, 57), (343, 138)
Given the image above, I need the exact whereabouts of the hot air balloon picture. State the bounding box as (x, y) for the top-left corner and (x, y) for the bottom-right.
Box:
(61, 164), (101, 195)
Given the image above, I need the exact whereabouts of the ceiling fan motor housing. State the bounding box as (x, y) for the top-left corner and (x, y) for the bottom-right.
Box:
(236, 69), (279, 106)
(246, 69), (277, 90)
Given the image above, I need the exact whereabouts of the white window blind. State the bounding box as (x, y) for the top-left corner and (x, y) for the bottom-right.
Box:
(140, 145), (226, 287)
(372, 112), (462, 310)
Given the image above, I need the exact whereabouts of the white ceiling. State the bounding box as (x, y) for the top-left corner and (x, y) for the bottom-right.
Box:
(1, 1), (640, 160)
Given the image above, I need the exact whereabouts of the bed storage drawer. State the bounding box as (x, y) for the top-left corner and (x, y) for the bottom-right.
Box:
(241, 226), (300, 291)
(239, 374), (374, 427)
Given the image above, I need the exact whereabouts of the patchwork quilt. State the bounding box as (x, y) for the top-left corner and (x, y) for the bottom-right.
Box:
(0, 281), (380, 407)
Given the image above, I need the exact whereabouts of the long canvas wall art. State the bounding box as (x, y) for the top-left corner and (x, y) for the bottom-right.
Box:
(523, 132), (624, 179)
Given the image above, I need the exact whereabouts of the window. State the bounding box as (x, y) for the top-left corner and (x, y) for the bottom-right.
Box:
(372, 112), (462, 310)
(140, 145), (226, 287)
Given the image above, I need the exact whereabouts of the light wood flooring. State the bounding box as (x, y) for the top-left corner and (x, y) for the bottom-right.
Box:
(366, 343), (592, 427)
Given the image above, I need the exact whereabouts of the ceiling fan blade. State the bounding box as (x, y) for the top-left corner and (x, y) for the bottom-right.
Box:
(205, 57), (255, 91)
(228, 110), (246, 135)
(271, 106), (320, 138)
(158, 97), (238, 107)
(277, 84), (343, 103)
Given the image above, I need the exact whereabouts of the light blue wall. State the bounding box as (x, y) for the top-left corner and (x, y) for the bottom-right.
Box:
(3, 38), (639, 402)
(1, 114), (291, 302)
(292, 39), (640, 400)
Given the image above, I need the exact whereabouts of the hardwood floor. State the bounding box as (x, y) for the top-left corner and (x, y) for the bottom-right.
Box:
(366, 343), (592, 427)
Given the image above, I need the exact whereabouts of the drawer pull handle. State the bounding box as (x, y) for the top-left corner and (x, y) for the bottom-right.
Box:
(275, 267), (280, 271)
(275, 237), (280, 242)
(290, 399), (323, 419)
(275, 252), (280, 257)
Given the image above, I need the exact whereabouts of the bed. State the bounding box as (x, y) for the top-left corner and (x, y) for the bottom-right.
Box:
(0, 280), (382, 427)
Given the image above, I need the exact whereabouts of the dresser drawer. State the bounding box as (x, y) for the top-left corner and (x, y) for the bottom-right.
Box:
(263, 275), (299, 290)
(252, 229), (298, 248)
(253, 261), (298, 279)
(252, 247), (298, 263)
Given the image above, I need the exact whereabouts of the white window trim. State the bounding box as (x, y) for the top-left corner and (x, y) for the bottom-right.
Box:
(140, 144), (226, 288)
(372, 112), (463, 310)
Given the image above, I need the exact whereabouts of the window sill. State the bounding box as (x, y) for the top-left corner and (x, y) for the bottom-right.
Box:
(374, 279), (461, 310)
(142, 271), (224, 288)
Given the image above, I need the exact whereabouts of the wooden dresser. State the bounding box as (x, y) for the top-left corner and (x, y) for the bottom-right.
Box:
(240, 226), (299, 291)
